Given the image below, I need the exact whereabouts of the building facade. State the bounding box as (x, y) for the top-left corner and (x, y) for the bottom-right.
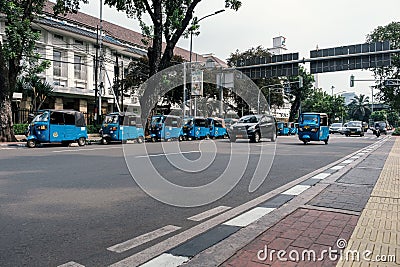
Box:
(1, 1), (226, 124)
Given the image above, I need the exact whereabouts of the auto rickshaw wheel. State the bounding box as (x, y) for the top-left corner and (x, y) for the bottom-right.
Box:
(101, 138), (109, 145)
(151, 137), (157, 142)
(78, 137), (86, 146)
(137, 136), (144, 144)
(303, 140), (308, 145)
(27, 140), (36, 148)
(324, 139), (329, 145)
(178, 135), (183, 142)
(206, 134), (210, 140)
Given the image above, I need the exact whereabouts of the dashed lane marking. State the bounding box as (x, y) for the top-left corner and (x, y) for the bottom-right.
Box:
(187, 206), (231, 222)
(134, 253), (188, 267)
(223, 207), (275, 227)
(107, 225), (181, 253)
(281, 185), (311, 196)
(312, 173), (331, 180)
(135, 151), (200, 158)
(57, 261), (85, 267)
(330, 165), (345, 170)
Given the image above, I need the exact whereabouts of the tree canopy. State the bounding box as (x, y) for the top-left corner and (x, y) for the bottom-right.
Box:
(0, 0), (49, 141)
(367, 21), (400, 111)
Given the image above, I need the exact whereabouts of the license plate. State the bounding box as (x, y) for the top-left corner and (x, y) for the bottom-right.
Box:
(236, 135), (243, 138)
(351, 131), (355, 134)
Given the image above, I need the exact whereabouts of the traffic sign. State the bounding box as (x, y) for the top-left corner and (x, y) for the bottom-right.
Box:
(310, 41), (392, 74)
(236, 53), (300, 78)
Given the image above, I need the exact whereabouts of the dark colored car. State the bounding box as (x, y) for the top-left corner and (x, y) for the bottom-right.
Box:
(344, 121), (364, 137)
(229, 114), (277, 143)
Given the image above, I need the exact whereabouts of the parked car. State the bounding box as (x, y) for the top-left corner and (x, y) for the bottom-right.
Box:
(229, 114), (277, 143)
(329, 123), (343, 134)
(343, 121), (364, 137)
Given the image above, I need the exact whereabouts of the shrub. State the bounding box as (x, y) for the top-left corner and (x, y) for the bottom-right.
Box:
(86, 125), (101, 134)
(13, 124), (29, 135)
(392, 128), (400, 136)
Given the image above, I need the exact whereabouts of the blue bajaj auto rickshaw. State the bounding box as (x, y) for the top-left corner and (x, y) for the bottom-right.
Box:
(298, 113), (329, 145)
(277, 121), (290, 136)
(26, 110), (88, 148)
(183, 117), (210, 140)
(101, 112), (144, 144)
(288, 122), (298, 135)
(207, 117), (228, 139)
(150, 115), (183, 142)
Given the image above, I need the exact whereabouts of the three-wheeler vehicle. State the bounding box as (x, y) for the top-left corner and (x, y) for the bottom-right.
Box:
(207, 117), (228, 139)
(100, 112), (144, 144)
(298, 112), (329, 145)
(26, 109), (88, 148)
(277, 121), (290, 136)
(150, 115), (183, 142)
(288, 122), (298, 135)
(182, 117), (210, 140)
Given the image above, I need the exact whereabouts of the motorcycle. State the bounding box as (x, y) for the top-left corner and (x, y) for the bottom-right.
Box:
(373, 127), (381, 137)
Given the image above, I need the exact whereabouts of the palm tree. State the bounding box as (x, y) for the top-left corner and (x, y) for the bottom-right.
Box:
(349, 94), (370, 121)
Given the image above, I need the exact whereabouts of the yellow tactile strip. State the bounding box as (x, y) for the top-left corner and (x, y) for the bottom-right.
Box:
(337, 137), (400, 267)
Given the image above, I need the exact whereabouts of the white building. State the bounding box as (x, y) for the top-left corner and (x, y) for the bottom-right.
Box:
(0, 1), (227, 123)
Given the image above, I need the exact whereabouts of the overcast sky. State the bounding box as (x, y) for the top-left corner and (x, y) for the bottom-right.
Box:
(74, 0), (399, 98)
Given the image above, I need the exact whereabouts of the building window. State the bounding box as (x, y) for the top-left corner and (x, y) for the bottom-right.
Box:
(53, 50), (62, 77)
(74, 55), (86, 80)
(54, 34), (64, 41)
(74, 55), (82, 80)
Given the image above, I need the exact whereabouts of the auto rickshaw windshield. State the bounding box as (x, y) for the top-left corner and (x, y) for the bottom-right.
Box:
(301, 114), (318, 124)
(104, 115), (118, 124)
(37, 111), (50, 122)
(151, 117), (163, 124)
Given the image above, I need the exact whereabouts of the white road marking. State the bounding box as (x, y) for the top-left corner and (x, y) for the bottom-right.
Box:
(341, 159), (353, 164)
(107, 225), (181, 253)
(138, 253), (189, 267)
(330, 165), (345, 170)
(350, 156), (360, 159)
(135, 151), (200, 158)
(356, 153), (366, 156)
(312, 173), (331, 180)
(223, 207), (275, 227)
(281, 185), (311, 196)
(52, 147), (119, 153)
(57, 261), (85, 267)
(188, 206), (231, 222)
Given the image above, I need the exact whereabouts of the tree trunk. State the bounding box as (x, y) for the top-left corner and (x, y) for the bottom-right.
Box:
(0, 98), (17, 142)
(289, 96), (301, 122)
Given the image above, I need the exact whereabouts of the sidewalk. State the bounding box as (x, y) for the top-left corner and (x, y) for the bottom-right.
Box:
(180, 137), (398, 267)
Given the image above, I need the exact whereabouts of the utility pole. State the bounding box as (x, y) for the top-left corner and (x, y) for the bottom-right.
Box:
(121, 61), (124, 112)
(115, 52), (119, 112)
(98, 0), (104, 121)
(94, 26), (99, 124)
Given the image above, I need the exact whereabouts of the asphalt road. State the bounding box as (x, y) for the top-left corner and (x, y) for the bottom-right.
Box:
(0, 132), (383, 266)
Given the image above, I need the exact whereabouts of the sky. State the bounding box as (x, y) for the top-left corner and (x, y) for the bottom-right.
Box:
(73, 0), (400, 98)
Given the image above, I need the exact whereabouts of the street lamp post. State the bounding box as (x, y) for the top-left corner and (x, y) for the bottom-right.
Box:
(188, 9), (225, 117)
(331, 86), (335, 97)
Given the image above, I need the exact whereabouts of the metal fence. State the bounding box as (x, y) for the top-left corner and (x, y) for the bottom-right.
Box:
(12, 108), (30, 124)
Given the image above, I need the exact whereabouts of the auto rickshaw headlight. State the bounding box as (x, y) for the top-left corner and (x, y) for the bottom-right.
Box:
(36, 125), (47, 130)
(111, 127), (118, 131)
